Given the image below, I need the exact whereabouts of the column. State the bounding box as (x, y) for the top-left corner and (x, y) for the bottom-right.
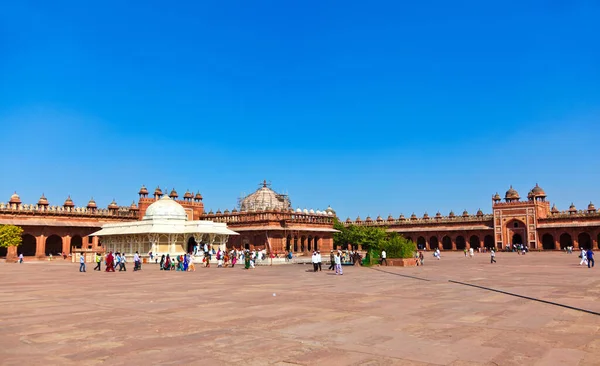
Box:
(554, 232), (560, 250)
(451, 237), (457, 251)
(36, 235), (45, 258)
(62, 235), (71, 254)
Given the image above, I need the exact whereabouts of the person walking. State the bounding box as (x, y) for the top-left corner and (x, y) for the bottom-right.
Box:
(94, 252), (102, 271)
(328, 250), (335, 270)
(317, 251), (322, 271)
(79, 253), (86, 272)
(18, 253), (23, 263)
(133, 251), (141, 271)
(586, 248), (595, 268)
(381, 249), (387, 266)
(120, 253), (127, 271)
(335, 251), (343, 275)
(490, 249), (497, 264)
(311, 251), (318, 272)
(579, 248), (588, 266)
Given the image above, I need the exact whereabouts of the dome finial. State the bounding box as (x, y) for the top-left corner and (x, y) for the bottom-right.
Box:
(263, 179), (267, 187)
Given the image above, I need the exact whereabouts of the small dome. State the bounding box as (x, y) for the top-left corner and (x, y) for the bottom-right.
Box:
(527, 190), (534, 200)
(37, 194), (49, 206)
(365, 216), (373, 222)
(232, 208), (238, 213)
(376, 215), (383, 222)
(423, 212), (429, 219)
(587, 202), (596, 212)
(87, 197), (97, 208)
(387, 214), (394, 222)
(208, 209), (214, 215)
(462, 210), (469, 217)
(195, 192), (203, 200)
(531, 183), (546, 196)
(154, 186), (163, 195)
(346, 217), (352, 223)
(398, 213), (405, 220)
(9, 192), (21, 204)
(129, 201), (139, 210)
(410, 213), (417, 220)
(169, 189), (178, 198)
(355, 215), (362, 222)
(143, 196), (188, 221)
(476, 208), (484, 217)
(184, 190), (193, 199)
(138, 185), (148, 195)
(108, 199), (118, 209)
(449, 210), (455, 218)
(309, 209), (315, 214)
(63, 196), (75, 207)
(569, 203), (577, 213)
(303, 208), (309, 214)
(296, 208), (302, 213)
(505, 186), (520, 200)
(551, 204), (559, 214)
(435, 211), (442, 218)
(325, 205), (336, 215)
(493, 192), (501, 201)
(216, 209), (222, 215)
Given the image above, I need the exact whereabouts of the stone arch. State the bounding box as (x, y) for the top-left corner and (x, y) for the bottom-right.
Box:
(469, 235), (480, 249)
(442, 236), (452, 250)
(559, 233), (572, 249)
(541, 233), (555, 250)
(578, 232), (591, 250)
(187, 236), (196, 253)
(314, 236), (320, 251)
(429, 236), (439, 250)
(286, 235), (292, 252)
(21, 234), (37, 256)
(511, 233), (523, 245)
(45, 235), (63, 256)
(484, 235), (494, 249)
(456, 236), (466, 250)
(417, 236), (426, 250)
(71, 235), (83, 252)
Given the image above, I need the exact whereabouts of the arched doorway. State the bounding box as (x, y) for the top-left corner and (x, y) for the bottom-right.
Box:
(45, 235), (62, 256)
(0, 245), (6, 257)
(417, 236), (426, 250)
(429, 236), (439, 250)
(187, 237), (197, 253)
(542, 234), (555, 250)
(293, 236), (298, 252)
(301, 236), (306, 252)
(307, 236), (313, 252)
(21, 234), (36, 256)
(314, 236), (319, 251)
(469, 235), (480, 249)
(442, 236), (452, 250)
(456, 236), (466, 250)
(71, 235), (83, 252)
(578, 233), (591, 250)
(286, 235), (292, 252)
(512, 233), (523, 245)
(559, 233), (572, 249)
(484, 235), (494, 249)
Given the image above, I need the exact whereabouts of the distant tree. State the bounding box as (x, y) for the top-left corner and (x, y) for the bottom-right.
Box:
(0, 225), (23, 248)
(383, 233), (417, 259)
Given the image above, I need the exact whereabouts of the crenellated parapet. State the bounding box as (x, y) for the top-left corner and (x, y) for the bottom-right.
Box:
(0, 201), (138, 218)
(202, 207), (335, 227)
(344, 213), (494, 227)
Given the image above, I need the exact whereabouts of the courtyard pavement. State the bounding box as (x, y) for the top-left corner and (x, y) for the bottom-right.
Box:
(0, 252), (599, 365)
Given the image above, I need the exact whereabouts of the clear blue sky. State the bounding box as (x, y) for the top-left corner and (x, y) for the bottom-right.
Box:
(1, 1), (599, 219)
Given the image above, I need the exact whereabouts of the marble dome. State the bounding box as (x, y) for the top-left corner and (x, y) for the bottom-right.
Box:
(239, 180), (291, 212)
(143, 195), (188, 221)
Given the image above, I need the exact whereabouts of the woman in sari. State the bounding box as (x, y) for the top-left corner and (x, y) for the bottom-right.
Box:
(244, 251), (251, 269)
(159, 254), (165, 270)
(164, 254), (171, 271)
(231, 251), (237, 268)
(105, 251), (115, 272)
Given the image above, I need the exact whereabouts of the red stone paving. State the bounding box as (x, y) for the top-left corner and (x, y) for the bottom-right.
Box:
(0, 252), (599, 365)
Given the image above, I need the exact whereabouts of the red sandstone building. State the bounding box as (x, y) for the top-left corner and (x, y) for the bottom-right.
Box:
(345, 184), (600, 251)
(0, 182), (336, 258)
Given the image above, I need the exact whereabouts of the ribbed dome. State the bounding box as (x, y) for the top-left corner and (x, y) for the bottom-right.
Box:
(87, 198), (97, 208)
(143, 195), (187, 221)
(239, 180), (291, 212)
(9, 192), (21, 204)
(138, 185), (148, 195)
(63, 196), (74, 207)
(505, 186), (520, 200)
(37, 194), (49, 206)
(531, 183), (546, 196)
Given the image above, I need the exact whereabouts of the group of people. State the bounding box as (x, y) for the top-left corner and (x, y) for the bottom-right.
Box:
(154, 248), (269, 271)
(80, 251), (142, 272)
(159, 253), (196, 271)
(578, 248), (595, 268)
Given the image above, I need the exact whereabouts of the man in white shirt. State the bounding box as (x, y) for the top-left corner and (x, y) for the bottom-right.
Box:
(311, 251), (318, 272)
(120, 253), (127, 271)
(381, 250), (387, 266)
(133, 251), (141, 271)
(335, 251), (343, 275)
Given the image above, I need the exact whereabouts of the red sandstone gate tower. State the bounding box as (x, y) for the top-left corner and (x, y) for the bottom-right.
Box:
(492, 184), (550, 250)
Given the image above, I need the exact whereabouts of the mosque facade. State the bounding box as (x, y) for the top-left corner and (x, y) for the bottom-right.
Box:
(2, 183), (599, 259)
(345, 184), (600, 251)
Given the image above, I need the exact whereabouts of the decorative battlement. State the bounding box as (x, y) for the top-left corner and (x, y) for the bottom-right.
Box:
(345, 214), (494, 226)
(0, 202), (138, 218)
(202, 209), (335, 226)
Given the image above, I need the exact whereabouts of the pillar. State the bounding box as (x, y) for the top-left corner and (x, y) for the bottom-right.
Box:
(451, 237), (457, 251)
(36, 235), (45, 258)
(554, 232), (560, 250)
(62, 235), (71, 254)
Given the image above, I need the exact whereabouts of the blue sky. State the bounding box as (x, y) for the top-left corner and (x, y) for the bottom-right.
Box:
(1, 1), (599, 219)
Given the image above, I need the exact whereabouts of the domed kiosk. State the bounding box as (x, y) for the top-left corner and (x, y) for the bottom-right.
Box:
(92, 196), (238, 260)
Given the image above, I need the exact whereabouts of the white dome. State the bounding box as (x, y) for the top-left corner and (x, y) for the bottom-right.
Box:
(143, 196), (188, 221)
